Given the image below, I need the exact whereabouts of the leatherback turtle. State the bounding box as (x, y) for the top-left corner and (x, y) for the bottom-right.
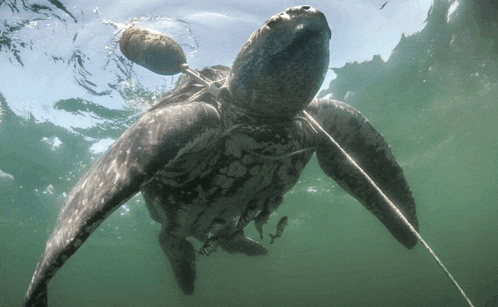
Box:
(24, 5), (418, 306)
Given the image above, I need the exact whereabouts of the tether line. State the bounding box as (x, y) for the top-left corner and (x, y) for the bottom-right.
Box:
(301, 110), (474, 307)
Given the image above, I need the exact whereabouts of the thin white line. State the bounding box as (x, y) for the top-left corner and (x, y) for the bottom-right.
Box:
(302, 110), (474, 307)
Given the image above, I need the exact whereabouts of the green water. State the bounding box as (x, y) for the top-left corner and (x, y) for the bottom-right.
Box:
(1, 0), (497, 306)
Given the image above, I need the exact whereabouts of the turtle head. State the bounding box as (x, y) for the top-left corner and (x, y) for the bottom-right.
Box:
(226, 6), (331, 118)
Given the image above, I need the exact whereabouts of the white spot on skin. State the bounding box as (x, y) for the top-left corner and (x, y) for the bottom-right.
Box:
(81, 179), (88, 188)
(106, 160), (118, 174)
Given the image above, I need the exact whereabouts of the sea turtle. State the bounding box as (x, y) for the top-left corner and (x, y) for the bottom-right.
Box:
(24, 5), (418, 306)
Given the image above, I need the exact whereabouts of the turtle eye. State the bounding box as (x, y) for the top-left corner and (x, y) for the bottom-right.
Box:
(266, 20), (277, 29)
(266, 20), (278, 29)
(266, 16), (280, 29)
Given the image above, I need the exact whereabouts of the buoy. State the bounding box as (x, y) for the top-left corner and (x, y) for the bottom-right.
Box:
(119, 25), (186, 75)
(119, 25), (224, 98)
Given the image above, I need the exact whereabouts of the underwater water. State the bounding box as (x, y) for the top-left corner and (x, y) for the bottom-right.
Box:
(1, 0), (497, 306)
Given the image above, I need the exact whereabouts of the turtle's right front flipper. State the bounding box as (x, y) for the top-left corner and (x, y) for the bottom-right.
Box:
(24, 102), (222, 307)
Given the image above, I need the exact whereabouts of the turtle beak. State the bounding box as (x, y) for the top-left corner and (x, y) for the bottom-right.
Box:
(282, 5), (331, 40)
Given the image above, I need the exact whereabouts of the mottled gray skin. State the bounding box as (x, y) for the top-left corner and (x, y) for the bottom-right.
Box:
(24, 6), (417, 306)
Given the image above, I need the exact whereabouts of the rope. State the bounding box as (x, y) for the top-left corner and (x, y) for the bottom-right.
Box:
(301, 110), (474, 307)
(181, 64), (223, 98)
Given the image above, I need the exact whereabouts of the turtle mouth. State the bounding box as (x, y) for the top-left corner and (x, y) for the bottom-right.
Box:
(261, 7), (331, 57)
(277, 6), (331, 38)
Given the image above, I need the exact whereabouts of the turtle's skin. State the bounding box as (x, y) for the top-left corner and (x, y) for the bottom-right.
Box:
(24, 6), (417, 306)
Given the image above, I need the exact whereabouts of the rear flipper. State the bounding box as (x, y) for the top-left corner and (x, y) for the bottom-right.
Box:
(220, 232), (268, 256)
(158, 230), (196, 295)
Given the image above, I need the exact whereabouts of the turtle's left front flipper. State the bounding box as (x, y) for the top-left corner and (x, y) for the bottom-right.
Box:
(306, 98), (418, 249)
